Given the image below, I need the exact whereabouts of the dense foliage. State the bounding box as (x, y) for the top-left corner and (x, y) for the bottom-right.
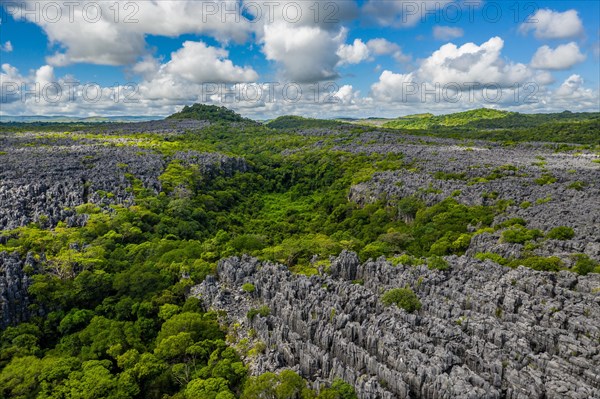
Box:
(381, 109), (600, 145)
(167, 104), (251, 123)
(383, 108), (511, 129)
(266, 116), (348, 130)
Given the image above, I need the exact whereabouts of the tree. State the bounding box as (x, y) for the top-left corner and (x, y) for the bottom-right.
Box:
(0, 356), (43, 399)
(156, 312), (223, 344)
(185, 377), (234, 399)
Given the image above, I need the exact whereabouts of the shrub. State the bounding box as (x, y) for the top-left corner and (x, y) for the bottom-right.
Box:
(520, 201), (531, 209)
(567, 181), (587, 191)
(534, 174), (557, 185)
(475, 252), (508, 265)
(572, 254), (599, 276)
(241, 283), (256, 293)
(501, 226), (543, 244)
(546, 226), (575, 240)
(509, 256), (564, 272)
(433, 171), (467, 181)
(381, 288), (422, 313)
(247, 306), (270, 320)
(536, 196), (552, 205)
(390, 254), (424, 267)
(497, 218), (527, 228)
(427, 256), (450, 271)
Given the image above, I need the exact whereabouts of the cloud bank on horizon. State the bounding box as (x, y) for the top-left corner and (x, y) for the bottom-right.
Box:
(0, 0), (598, 118)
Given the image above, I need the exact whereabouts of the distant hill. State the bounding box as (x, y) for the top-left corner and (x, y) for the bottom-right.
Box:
(0, 115), (161, 123)
(377, 109), (599, 144)
(266, 115), (348, 129)
(383, 108), (512, 129)
(166, 104), (250, 123)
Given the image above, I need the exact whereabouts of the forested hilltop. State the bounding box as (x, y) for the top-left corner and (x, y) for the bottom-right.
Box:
(375, 108), (600, 144)
(0, 105), (599, 399)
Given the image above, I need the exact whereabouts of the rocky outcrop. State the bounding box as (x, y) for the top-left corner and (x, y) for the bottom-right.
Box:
(0, 135), (247, 229)
(195, 252), (600, 399)
(0, 251), (39, 329)
(342, 135), (600, 263)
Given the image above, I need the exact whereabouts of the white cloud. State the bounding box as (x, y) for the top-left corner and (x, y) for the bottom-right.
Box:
(417, 37), (532, 88)
(337, 39), (370, 65)
(555, 75), (592, 98)
(10, 0), (256, 66)
(531, 42), (586, 70)
(262, 22), (344, 82)
(366, 38), (398, 55)
(334, 84), (360, 104)
(370, 70), (416, 102)
(433, 26), (464, 41)
(368, 37), (569, 110)
(7, 0), (359, 69)
(519, 9), (584, 39)
(131, 56), (162, 80)
(534, 71), (555, 86)
(0, 41), (12, 52)
(366, 38), (411, 63)
(35, 65), (55, 86)
(335, 37), (412, 67)
(256, 1), (360, 83)
(165, 41), (258, 84)
(131, 41), (258, 103)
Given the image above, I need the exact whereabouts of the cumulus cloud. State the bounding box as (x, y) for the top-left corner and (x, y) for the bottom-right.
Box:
(368, 36), (557, 109)
(262, 22), (344, 82)
(165, 41), (258, 83)
(335, 38), (411, 66)
(9, 0), (256, 66)
(337, 39), (370, 65)
(433, 26), (464, 41)
(367, 39), (411, 63)
(534, 71), (555, 86)
(0, 41), (12, 52)
(256, 1), (360, 83)
(366, 38), (398, 55)
(555, 75), (592, 98)
(519, 9), (584, 39)
(131, 41), (258, 103)
(370, 70), (416, 102)
(131, 56), (162, 80)
(250, 0), (358, 32)
(334, 84), (360, 104)
(417, 37), (532, 87)
(530, 43), (586, 70)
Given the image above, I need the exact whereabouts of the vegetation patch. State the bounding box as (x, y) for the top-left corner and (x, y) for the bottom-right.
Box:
(381, 287), (422, 313)
(546, 226), (575, 240)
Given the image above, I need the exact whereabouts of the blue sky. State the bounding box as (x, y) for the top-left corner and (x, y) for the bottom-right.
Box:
(0, 0), (598, 118)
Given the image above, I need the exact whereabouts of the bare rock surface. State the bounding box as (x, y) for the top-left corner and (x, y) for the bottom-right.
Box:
(195, 253), (600, 399)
